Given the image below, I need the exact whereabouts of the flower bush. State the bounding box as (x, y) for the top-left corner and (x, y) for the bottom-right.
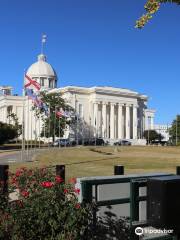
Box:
(0, 167), (130, 240)
(0, 167), (90, 240)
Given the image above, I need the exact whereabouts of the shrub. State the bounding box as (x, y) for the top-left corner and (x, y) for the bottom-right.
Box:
(0, 167), (130, 240)
(0, 167), (90, 240)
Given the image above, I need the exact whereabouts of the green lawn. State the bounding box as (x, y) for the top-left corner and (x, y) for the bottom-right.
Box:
(7, 146), (180, 180)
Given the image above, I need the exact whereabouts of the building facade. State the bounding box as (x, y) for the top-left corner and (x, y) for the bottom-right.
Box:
(0, 53), (155, 144)
(154, 124), (171, 142)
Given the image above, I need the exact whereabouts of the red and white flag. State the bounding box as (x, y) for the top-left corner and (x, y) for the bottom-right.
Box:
(56, 111), (63, 118)
(24, 74), (41, 91)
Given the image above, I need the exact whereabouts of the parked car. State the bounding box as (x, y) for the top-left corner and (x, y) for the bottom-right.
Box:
(83, 138), (105, 146)
(53, 139), (76, 147)
(114, 140), (131, 146)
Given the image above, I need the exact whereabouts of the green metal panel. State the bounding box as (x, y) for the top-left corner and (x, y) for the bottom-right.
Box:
(79, 173), (178, 240)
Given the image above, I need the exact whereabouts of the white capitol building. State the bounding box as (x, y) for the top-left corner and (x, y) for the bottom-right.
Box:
(0, 52), (155, 145)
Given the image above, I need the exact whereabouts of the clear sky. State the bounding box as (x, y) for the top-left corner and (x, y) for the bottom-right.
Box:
(0, 0), (179, 124)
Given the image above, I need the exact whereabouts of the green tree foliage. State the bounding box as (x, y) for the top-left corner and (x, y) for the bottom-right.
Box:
(169, 115), (180, 144)
(34, 92), (74, 141)
(7, 112), (22, 137)
(143, 129), (164, 144)
(0, 122), (19, 145)
(136, 0), (180, 29)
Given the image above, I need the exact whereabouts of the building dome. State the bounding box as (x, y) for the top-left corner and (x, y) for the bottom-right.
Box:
(25, 54), (57, 91)
(27, 54), (57, 77)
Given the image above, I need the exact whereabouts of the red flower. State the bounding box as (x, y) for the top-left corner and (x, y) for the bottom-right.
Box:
(55, 176), (64, 184)
(41, 181), (54, 188)
(69, 178), (77, 184)
(15, 170), (22, 177)
(74, 188), (80, 195)
(21, 190), (29, 198)
(75, 203), (81, 209)
(64, 189), (68, 194)
(11, 176), (17, 184)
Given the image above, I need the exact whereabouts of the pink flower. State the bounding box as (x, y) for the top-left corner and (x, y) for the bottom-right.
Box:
(55, 176), (64, 184)
(74, 188), (80, 195)
(41, 181), (54, 188)
(11, 177), (17, 184)
(21, 190), (29, 198)
(75, 203), (81, 209)
(15, 170), (22, 177)
(64, 189), (69, 194)
(69, 178), (77, 184)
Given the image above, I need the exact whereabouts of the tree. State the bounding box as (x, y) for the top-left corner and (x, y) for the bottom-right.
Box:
(0, 122), (19, 145)
(169, 115), (180, 144)
(7, 112), (22, 138)
(143, 129), (164, 144)
(136, 0), (180, 29)
(33, 91), (74, 142)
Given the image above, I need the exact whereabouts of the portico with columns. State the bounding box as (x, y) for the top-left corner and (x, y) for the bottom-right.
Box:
(91, 101), (138, 140)
(56, 86), (155, 143)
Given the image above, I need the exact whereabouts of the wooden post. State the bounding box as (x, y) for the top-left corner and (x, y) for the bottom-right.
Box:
(176, 166), (180, 175)
(0, 165), (9, 201)
(56, 165), (65, 182)
(114, 165), (124, 175)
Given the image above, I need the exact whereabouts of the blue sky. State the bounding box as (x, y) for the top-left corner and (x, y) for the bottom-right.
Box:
(0, 0), (179, 124)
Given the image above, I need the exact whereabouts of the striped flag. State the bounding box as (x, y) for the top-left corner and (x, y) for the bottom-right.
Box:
(24, 74), (41, 91)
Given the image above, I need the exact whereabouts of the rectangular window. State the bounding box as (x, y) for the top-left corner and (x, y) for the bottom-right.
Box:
(49, 79), (54, 88)
(40, 77), (45, 86)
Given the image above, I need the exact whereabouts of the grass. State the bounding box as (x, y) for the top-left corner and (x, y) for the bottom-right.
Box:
(5, 145), (180, 181)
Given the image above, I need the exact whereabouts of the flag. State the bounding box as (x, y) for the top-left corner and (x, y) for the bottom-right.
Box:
(24, 74), (41, 91)
(42, 34), (47, 43)
(34, 97), (43, 109)
(26, 89), (37, 101)
(55, 109), (71, 118)
(42, 103), (49, 116)
(56, 111), (64, 118)
(63, 110), (71, 118)
(25, 89), (42, 109)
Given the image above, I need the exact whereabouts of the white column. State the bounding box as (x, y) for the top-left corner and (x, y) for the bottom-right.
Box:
(110, 103), (115, 139)
(133, 105), (137, 139)
(118, 103), (123, 139)
(126, 105), (130, 139)
(102, 102), (107, 138)
(89, 101), (93, 125)
(93, 102), (98, 136)
(3, 106), (7, 123)
(150, 117), (154, 130)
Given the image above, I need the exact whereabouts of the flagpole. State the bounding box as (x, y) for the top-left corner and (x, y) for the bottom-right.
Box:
(54, 106), (56, 147)
(39, 116), (41, 149)
(48, 103), (51, 148)
(41, 34), (47, 54)
(21, 71), (26, 162)
(26, 96), (29, 161)
(58, 116), (61, 149)
(34, 113), (37, 153)
(43, 114), (46, 147)
(31, 107), (33, 150)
